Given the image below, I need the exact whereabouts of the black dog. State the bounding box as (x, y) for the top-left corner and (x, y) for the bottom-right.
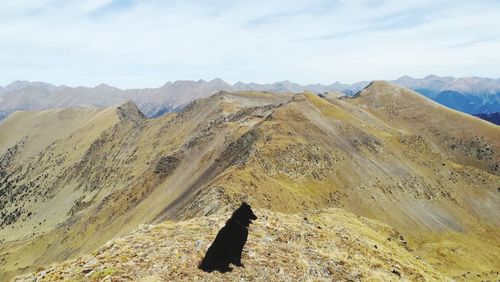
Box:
(199, 202), (257, 273)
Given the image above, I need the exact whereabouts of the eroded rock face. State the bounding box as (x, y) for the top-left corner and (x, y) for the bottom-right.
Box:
(0, 139), (29, 227)
(217, 130), (259, 166)
(154, 155), (180, 177)
(67, 196), (92, 217)
(444, 135), (498, 173)
(251, 143), (343, 180)
(446, 136), (495, 160)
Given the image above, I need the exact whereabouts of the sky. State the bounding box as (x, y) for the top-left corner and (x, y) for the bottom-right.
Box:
(0, 0), (499, 88)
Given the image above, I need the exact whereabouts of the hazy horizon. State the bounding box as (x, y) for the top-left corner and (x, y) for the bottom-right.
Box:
(3, 74), (500, 90)
(1, 0), (499, 88)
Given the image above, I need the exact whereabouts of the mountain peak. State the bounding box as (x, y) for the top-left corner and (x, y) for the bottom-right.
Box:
(275, 80), (292, 85)
(209, 78), (227, 84)
(396, 75), (415, 81)
(116, 100), (145, 121)
(171, 79), (205, 86)
(363, 80), (393, 90)
(95, 83), (118, 90)
(4, 80), (56, 92)
(352, 80), (412, 99)
(5, 80), (32, 90)
(424, 74), (440, 80)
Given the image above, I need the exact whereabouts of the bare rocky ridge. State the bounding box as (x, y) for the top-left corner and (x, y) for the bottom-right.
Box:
(0, 83), (499, 280)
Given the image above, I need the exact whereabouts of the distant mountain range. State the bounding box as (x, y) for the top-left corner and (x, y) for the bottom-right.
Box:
(474, 112), (500, 125)
(1, 75), (499, 123)
(393, 75), (500, 115)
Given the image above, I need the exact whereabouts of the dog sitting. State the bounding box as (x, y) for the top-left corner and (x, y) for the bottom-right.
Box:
(199, 202), (257, 273)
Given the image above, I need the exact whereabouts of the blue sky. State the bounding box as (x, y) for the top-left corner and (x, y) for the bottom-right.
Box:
(0, 0), (499, 88)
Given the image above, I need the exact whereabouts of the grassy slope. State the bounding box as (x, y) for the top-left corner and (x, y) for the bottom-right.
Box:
(172, 86), (499, 277)
(346, 81), (500, 175)
(0, 107), (119, 162)
(0, 92), (289, 280)
(0, 107), (121, 279)
(15, 208), (448, 281)
(1, 86), (499, 280)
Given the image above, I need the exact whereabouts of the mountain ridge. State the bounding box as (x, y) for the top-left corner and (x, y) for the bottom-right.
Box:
(15, 208), (451, 281)
(0, 82), (499, 280)
(1, 75), (499, 121)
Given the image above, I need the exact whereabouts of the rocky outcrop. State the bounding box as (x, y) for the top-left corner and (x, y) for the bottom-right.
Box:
(116, 101), (146, 122)
(154, 155), (180, 177)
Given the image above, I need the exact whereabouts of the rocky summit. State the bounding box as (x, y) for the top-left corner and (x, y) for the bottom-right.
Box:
(0, 82), (499, 281)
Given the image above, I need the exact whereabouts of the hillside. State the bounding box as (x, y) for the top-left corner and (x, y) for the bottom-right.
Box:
(0, 107), (119, 163)
(15, 208), (449, 281)
(1, 82), (499, 280)
(0, 91), (290, 280)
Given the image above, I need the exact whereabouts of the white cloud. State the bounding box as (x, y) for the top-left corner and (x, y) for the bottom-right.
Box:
(0, 0), (499, 88)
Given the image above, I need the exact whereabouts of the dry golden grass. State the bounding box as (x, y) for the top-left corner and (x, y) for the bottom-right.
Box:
(15, 208), (448, 281)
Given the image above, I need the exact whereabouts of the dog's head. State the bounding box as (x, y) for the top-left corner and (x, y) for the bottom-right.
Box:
(233, 202), (257, 227)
